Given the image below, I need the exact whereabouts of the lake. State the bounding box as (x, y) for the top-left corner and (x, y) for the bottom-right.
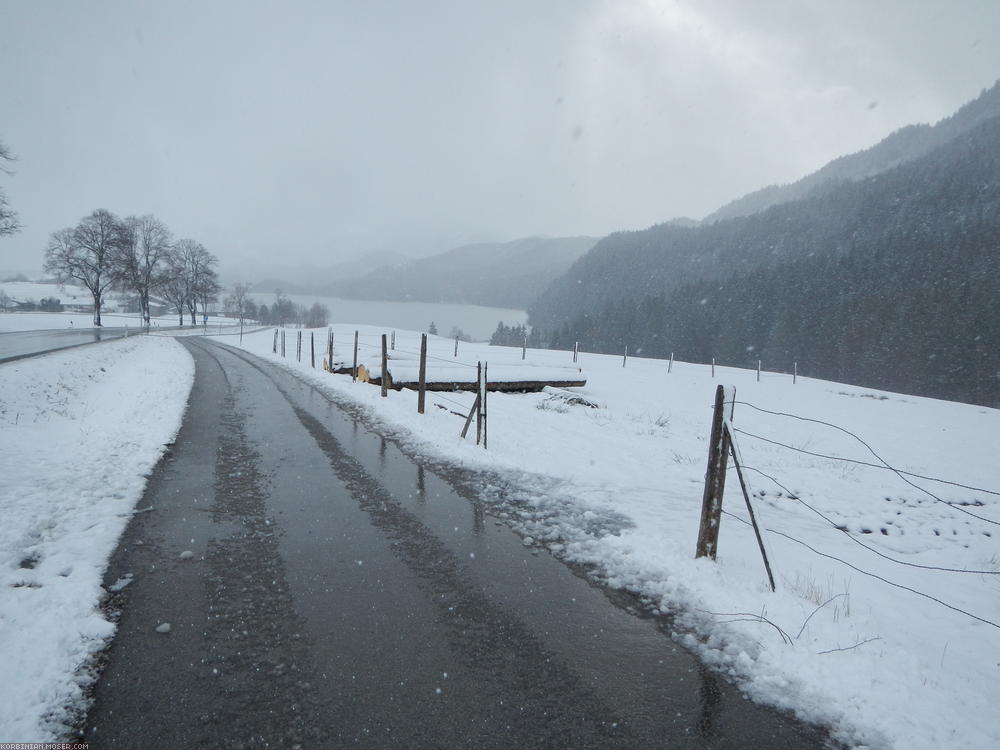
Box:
(250, 293), (528, 342)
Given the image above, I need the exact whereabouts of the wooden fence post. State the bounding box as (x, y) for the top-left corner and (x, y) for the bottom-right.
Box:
(296, 330), (302, 361)
(391, 330), (395, 350)
(281, 329), (286, 357)
(757, 359), (761, 382)
(696, 385), (731, 560)
(573, 341), (578, 364)
(454, 336), (459, 357)
(793, 362), (798, 384)
(381, 334), (388, 397)
(623, 345), (628, 368)
(273, 328), (278, 354)
(417, 333), (428, 414)
(311, 332), (315, 368)
(711, 357), (715, 377)
(522, 336), (527, 360)
(483, 362), (488, 450)
(352, 330), (358, 383)
(668, 351), (674, 373)
(328, 329), (334, 372)
(476, 362), (483, 444)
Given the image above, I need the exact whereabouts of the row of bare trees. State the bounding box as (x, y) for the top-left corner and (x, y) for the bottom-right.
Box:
(43, 208), (220, 327)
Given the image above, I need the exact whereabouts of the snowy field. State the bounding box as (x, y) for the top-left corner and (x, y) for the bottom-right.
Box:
(0, 335), (194, 739)
(236, 325), (1000, 750)
(1, 319), (997, 748)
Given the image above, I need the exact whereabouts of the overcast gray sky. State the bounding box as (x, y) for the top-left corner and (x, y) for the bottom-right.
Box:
(2, 0), (999, 279)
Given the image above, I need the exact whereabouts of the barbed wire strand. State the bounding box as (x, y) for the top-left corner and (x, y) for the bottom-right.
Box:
(732, 401), (1000, 526)
(719, 509), (1000, 629)
(733, 427), (1000, 497)
(735, 465), (999, 575)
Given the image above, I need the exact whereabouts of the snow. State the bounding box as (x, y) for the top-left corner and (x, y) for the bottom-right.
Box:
(1, 317), (998, 749)
(0, 334), (194, 740)
(233, 324), (1000, 750)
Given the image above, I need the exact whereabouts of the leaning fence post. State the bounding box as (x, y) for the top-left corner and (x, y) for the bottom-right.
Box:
(417, 333), (428, 414)
(696, 385), (731, 560)
(352, 330), (359, 382)
(381, 333), (389, 397)
(727, 426), (776, 591)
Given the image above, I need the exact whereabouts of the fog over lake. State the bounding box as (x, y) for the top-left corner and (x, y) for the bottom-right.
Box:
(250, 293), (528, 342)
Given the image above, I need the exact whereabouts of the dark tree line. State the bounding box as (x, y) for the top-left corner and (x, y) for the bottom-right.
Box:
(490, 321), (541, 348)
(43, 208), (219, 327)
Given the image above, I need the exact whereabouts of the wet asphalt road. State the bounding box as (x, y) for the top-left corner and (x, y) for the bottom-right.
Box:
(0, 326), (134, 362)
(84, 337), (832, 749)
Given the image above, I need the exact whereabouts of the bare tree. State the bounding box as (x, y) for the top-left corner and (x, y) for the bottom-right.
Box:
(44, 209), (122, 326)
(225, 282), (253, 325)
(168, 239), (219, 325)
(0, 140), (21, 237)
(158, 246), (190, 326)
(116, 214), (172, 327)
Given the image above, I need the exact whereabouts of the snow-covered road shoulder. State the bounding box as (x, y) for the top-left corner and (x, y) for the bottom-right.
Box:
(0, 335), (194, 740)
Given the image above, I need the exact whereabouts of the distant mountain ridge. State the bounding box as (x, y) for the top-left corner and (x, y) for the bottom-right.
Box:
(529, 88), (1000, 406)
(702, 80), (1000, 223)
(326, 236), (598, 310)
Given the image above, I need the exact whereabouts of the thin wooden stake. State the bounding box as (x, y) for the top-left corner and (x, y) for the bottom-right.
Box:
(522, 336), (527, 360)
(711, 357), (715, 377)
(756, 359), (761, 382)
(352, 330), (358, 382)
(296, 330), (302, 361)
(273, 329), (278, 354)
(793, 362), (798, 384)
(573, 341), (578, 364)
(696, 385), (730, 560)
(417, 333), (428, 414)
(310, 331), (315, 368)
(668, 351), (674, 373)
(381, 333), (388, 397)
(726, 425), (776, 591)
(281, 329), (285, 357)
(623, 345), (628, 368)
(454, 336), (459, 357)
(460, 394), (481, 439)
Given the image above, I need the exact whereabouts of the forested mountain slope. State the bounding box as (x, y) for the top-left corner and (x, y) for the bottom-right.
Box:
(328, 236), (597, 310)
(534, 115), (1000, 406)
(702, 80), (1000, 223)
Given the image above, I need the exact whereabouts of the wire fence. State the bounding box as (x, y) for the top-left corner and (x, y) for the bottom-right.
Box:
(721, 396), (1000, 631)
